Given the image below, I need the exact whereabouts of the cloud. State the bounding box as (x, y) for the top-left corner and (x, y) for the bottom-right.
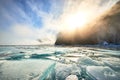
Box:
(0, 0), (119, 45)
(58, 0), (119, 30)
(12, 24), (34, 37)
(0, 23), (56, 45)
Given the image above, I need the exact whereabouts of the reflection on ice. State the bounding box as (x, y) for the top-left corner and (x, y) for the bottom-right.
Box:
(0, 59), (54, 80)
(104, 61), (120, 72)
(86, 66), (120, 80)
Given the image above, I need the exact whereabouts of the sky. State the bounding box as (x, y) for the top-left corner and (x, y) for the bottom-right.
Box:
(0, 0), (119, 45)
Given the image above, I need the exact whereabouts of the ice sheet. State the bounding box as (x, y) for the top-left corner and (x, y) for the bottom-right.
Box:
(0, 45), (120, 80)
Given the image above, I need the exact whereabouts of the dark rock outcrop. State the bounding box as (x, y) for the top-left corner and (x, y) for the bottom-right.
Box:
(55, 1), (120, 45)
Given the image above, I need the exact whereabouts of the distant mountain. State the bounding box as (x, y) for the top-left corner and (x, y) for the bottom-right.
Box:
(55, 1), (120, 45)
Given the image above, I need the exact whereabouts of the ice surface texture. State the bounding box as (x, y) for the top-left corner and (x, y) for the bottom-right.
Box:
(0, 45), (120, 80)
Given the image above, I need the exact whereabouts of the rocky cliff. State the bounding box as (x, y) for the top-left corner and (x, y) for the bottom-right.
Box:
(55, 1), (120, 45)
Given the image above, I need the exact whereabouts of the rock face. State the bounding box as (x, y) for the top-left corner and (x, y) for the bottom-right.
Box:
(55, 1), (120, 45)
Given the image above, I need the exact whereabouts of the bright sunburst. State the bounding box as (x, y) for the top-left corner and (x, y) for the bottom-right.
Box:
(64, 12), (89, 30)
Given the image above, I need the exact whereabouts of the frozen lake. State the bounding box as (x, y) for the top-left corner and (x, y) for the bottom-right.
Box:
(0, 45), (120, 80)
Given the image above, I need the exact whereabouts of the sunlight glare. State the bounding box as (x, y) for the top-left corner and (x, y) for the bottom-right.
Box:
(65, 12), (88, 30)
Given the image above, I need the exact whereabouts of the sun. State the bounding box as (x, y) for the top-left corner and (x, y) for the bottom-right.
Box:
(64, 12), (88, 30)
